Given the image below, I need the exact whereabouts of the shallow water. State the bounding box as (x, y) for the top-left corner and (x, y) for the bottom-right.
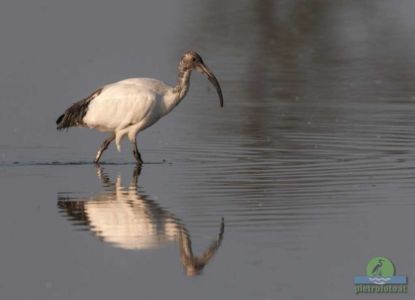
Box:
(1, 0), (415, 299)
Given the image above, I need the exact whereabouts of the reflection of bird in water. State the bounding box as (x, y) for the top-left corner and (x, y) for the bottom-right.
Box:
(178, 219), (224, 276)
(57, 165), (224, 276)
(371, 259), (384, 276)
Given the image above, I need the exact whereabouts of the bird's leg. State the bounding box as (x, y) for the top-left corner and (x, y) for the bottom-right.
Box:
(94, 164), (116, 190)
(132, 139), (143, 164)
(94, 133), (115, 163)
(130, 164), (142, 189)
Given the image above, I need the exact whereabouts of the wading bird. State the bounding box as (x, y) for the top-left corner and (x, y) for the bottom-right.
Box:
(56, 51), (223, 163)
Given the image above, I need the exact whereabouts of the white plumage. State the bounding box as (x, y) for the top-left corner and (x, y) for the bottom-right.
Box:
(56, 51), (223, 163)
(83, 79), (171, 150)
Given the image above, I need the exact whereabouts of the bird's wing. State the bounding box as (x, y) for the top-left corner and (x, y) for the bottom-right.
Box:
(83, 79), (168, 131)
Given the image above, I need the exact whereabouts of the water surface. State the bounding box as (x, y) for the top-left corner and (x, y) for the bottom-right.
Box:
(1, 0), (415, 299)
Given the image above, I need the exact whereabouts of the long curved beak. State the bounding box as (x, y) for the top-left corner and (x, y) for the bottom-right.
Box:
(197, 63), (224, 107)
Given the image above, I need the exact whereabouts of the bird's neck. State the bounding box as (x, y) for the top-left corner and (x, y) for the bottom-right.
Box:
(164, 69), (191, 112)
(173, 68), (191, 98)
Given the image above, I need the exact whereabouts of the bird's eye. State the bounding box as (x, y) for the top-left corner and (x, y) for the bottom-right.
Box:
(192, 58), (196, 62)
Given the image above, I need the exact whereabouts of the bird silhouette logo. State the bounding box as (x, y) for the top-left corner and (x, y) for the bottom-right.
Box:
(354, 256), (408, 293)
(362, 256), (398, 285)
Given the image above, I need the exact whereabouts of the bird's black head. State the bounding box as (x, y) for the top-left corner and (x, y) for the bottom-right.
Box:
(179, 51), (204, 71)
(179, 51), (224, 107)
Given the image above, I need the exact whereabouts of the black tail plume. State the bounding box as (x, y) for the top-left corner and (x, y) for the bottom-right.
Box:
(56, 114), (65, 127)
(56, 87), (103, 130)
(56, 104), (85, 130)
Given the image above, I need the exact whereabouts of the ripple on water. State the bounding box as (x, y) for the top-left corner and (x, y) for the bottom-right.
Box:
(152, 111), (415, 233)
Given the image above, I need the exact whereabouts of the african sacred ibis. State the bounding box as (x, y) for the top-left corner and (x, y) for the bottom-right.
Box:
(56, 51), (223, 163)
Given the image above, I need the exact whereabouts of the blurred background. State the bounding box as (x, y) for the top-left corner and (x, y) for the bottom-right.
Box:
(1, 0), (415, 299)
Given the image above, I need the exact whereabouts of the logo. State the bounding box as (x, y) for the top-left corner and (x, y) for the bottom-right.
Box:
(354, 257), (407, 294)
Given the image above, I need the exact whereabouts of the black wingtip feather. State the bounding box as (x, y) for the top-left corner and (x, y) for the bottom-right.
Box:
(56, 114), (64, 127)
(56, 113), (71, 130)
(56, 87), (103, 131)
